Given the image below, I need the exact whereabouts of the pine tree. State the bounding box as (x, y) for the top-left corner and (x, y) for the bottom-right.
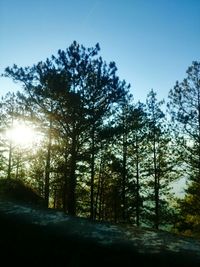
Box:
(145, 89), (173, 229)
(4, 41), (128, 216)
(128, 102), (148, 226)
(168, 61), (200, 235)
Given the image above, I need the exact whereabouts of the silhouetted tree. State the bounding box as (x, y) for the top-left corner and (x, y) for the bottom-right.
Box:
(129, 102), (148, 226)
(4, 41), (128, 217)
(82, 59), (128, 219)
(145, 89), (173, 229)
(168, 61), (200, 235)
(0, 93), (19, 179)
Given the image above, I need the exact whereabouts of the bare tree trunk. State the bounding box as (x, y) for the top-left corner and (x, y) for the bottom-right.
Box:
(94, 153), (103, 220)
(90, 123), (95, 220)
(98, 176), (104, 221)
(135, 135), (140, 227)
(67, 133), (77, 216)
(7, 140), (12, 179)
(15, 154), (20, 179)
(122, 124), (127, 221)
(197, 89), (200, 184)
(153, 130), (159, 230)
(44, 116), (52, 208)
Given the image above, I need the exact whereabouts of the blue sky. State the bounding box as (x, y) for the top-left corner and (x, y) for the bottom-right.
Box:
(0, 0), (200, 102)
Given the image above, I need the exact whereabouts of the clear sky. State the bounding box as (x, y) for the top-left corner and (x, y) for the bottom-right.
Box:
(0, 0), (200, 102)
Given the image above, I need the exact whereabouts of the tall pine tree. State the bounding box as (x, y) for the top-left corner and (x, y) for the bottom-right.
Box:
(168, 61), (200, 235)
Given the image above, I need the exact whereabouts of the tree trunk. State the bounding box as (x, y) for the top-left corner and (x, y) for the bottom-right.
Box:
(122, 125), (127, 221)
(90, 124), (95, 220)
(135, 135), (140, 227)
(7, 140), (12, 179)
(197, 89), (200, 183)
(94, 153), (103, 220)
(44, 116), (52, 208)
(153, 131), (159, 230)
(63, 158), (68, 213)
(67, 134), (77, 216)
(15, 154), (20, 179)
(98, 176), (104, 221)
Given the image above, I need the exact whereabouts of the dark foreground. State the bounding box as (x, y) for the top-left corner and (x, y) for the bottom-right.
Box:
(0, 200), (200, 266)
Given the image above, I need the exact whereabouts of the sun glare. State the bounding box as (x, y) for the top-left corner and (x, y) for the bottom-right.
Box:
(6, 122), (36, 147)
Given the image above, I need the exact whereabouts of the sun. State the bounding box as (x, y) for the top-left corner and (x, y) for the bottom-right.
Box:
(6, 121), (36, 147)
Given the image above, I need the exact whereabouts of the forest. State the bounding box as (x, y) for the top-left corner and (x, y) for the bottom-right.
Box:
(0, 41), (200, 237)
